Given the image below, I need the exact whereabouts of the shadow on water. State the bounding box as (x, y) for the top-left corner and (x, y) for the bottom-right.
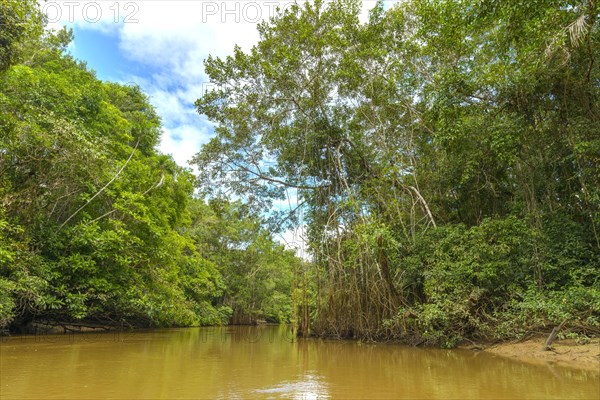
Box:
(1, 326), (598, 399)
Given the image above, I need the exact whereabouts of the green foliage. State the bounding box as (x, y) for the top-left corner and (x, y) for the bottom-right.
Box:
(0, 3), (297, 330)
(0, 277), (15, 327)
(384, 217), (599, 345)
(187, 199), (297, 324)
(195, 0), (599, 344)
(422, 218), (534, 307)
(496, 286), (600, 340)
(399, 218), (537, 344)
(0, 0), (43, 71)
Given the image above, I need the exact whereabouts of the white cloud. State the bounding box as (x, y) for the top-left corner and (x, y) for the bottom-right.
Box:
(160, 124), (212, 168)
(118, 1), (262, 78)
(146, 88), (198, 127)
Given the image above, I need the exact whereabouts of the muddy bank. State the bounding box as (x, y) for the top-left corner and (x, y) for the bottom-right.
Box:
(467, 337), (600, 371)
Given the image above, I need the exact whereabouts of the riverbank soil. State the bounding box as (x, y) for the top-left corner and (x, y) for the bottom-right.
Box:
(480, 337), (600, 371)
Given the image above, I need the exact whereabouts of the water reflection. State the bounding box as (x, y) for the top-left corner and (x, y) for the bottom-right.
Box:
(1, 326), (598, 399)
(255, 373), (328, 399)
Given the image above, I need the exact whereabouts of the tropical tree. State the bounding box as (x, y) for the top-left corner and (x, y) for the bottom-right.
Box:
(194, 0), (600, 343)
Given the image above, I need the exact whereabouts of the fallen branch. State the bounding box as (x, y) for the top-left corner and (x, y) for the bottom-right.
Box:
(543, 319), (568, 351)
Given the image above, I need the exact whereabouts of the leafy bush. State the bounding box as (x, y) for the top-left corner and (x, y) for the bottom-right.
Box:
(391, 216), (599, 345)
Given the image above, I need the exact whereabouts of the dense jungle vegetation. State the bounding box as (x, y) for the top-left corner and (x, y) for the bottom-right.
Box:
(0, 0), (297, 331)
(195, 0), (599, 346)
(1, 0), (599, 348)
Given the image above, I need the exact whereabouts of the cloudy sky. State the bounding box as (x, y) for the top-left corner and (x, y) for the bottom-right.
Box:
(43, 0), (395, 251)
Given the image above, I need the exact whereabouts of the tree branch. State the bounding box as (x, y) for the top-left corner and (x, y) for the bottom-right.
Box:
(59, 138), (140, 230)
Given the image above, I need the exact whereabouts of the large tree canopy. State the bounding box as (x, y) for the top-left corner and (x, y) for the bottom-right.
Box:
(195, 0), (599, 344)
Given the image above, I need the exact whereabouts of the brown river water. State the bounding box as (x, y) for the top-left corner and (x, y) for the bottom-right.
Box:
(1, 325), (598, 399)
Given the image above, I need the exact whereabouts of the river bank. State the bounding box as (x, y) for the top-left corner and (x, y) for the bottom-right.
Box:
(6, 320), (599, 373)
(465, 337), (600, 371)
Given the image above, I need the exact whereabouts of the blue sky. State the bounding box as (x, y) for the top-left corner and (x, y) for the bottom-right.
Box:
(70, 27), (164, 84)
